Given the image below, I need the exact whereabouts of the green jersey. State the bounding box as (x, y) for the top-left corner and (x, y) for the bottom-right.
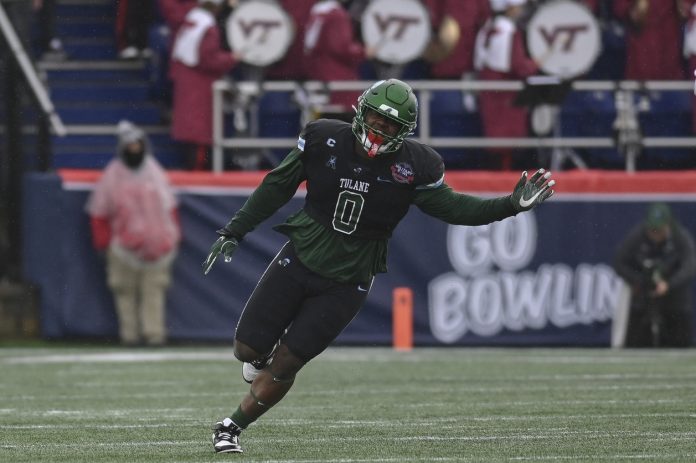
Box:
(223, 119), (517, 283)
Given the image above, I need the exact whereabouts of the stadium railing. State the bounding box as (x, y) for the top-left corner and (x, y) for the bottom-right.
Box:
(212, 79), (695, 173)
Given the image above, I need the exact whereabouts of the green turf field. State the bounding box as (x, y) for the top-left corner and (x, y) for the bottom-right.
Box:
(1, 346), (695, 462)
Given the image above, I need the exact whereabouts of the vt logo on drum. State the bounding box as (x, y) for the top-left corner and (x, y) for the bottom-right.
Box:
(538, 24), (590, 52)
(227, 1), (294, 67)
(237, 20), (283, 44)
(361, 0), (431, 65)
(372, 14), (422, 40)
(526, 0), (601, 79)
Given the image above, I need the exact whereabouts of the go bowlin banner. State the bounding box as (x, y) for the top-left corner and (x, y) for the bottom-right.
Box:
(22, 170), (696, 346)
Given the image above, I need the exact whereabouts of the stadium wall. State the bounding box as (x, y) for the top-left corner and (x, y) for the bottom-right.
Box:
(22, 170), (696, 346)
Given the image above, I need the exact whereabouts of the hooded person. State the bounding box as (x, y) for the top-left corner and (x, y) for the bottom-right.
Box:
(118, 120), (149, 170)
(86, 120), (182, 345)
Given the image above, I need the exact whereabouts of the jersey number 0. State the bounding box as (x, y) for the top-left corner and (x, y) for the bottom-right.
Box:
(332, 190), (365, 234)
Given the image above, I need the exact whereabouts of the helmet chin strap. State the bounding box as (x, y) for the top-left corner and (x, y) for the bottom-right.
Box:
(363, 130), (386, 158)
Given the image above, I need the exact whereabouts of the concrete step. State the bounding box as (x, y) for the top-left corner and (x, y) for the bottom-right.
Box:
(52, 132), (176, 148)
(53, 149), (184, 170)
(49, 81), (150, 102)
(49, 125), (184, 169)
(56, 20), (112, 40)
(39, 60), (147, 83)
(54, 102), (162, 125)
(56, 0), (114, 21)
(62, 37), (116, 60)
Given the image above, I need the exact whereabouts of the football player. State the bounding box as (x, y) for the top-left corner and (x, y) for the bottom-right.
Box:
(203, 78), (555, 453)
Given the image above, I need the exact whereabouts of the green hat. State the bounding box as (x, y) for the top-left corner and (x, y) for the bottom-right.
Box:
(644, 202), (672, 229)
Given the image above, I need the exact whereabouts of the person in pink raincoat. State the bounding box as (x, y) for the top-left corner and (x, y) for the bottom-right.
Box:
(169, 0), (239, 169)
(86, 120), (181, 346)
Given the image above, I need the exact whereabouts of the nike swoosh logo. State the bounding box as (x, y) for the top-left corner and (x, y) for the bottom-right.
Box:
(358, 285), (369, 292)
(519, 190), (544, 208)
(376, 176), (394, 183)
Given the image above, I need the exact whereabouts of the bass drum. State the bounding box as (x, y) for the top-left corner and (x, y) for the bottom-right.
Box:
(361, 0), (431, 65)
(227, 0), (295, 67)
(526, 0), (601, 79)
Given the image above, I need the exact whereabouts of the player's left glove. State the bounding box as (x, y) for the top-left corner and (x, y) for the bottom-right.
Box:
(202, 230), (239, 275)
(510, 169), (555, 213)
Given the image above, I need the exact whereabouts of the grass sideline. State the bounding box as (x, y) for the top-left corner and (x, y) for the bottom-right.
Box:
(1, 346), (695, 463)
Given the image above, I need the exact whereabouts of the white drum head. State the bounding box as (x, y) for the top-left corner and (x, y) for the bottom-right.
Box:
(527, 0), (601, 79)
(227, 0), (295, 67)
(361, 0), (431, 65)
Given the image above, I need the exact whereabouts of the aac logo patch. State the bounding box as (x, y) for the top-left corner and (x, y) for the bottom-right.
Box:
(390, 162), (415, 184)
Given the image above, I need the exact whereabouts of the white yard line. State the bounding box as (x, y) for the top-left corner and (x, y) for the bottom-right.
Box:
(394, 430), (696, 441)
(161, 458), (696, 463)
(3, 347), (696, 365)
(2, 412), (692, 429)
(9, 430), (696, 448)
(509, 455), (696, 461)
(0, 423), (176, 429)
(164, 460), (463, 463)
(520, 372), (696, 381)
(4, 381), (693, 402)
(1, 351), (237, 364)
(1, 457), (692, 463)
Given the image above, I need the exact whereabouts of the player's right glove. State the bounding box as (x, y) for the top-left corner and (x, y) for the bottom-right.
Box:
(510, 168), (555, 213)
(202, 231), (239, 275)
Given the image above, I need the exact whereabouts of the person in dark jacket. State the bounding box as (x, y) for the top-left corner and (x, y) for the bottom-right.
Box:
(614, 202), (696, 347)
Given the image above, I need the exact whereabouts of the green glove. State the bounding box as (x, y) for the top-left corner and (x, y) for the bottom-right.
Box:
(510, 168), (555, 213)
(202, 233), (239, 275)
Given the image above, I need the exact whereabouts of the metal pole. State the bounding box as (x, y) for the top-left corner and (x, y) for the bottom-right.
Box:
(37, 113), (51, 172)
(0, 2), (66, 137)
(3, 52), (21, 279)
(212, 81), (224, 173)
(418, 89), (431, 146)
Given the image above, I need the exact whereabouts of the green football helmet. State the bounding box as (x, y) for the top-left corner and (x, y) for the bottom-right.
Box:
(352, 79), (418, 157)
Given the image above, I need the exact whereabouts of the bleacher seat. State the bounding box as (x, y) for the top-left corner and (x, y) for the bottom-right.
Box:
(560, 90), (623, 168)
(54, 101), (160, 125)
(639, 91), (693, 168)
(255, 91), (301, 165)
(50, 81), (150, 102)
(52, 132), (183, 170)
(257, 91), (301, 137)
(429, 90), (484, 169)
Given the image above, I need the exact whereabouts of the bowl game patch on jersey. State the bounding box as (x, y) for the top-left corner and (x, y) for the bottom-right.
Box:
(390, 162), (415, 184)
